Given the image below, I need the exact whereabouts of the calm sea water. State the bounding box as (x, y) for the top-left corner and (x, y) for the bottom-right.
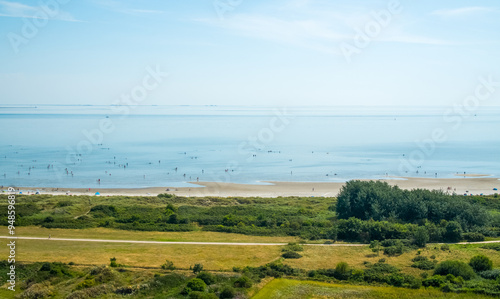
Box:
(0, 105), (499, 188)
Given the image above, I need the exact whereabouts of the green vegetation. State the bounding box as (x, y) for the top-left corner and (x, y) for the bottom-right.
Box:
(335, 181), (497, 243)
(469, 255), (493, 272)
(253, 278), (496, 299)
(1, 181), (500, 298)
(434, 260), (476, 280)
(0, 261), (257, 298)
(1, 181), (498, 244)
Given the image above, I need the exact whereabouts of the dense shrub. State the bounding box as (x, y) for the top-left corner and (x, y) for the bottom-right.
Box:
(422, 275), (446, 287)
(233, 276), (252, 288)
(196, 272), (216, 285)
(192, 264), (203, 274)
(219, 287), (236, 299)
(479, 269), (500, 280)
(411, 256), (436, 270)
(282, 251), (302, 259)
(186, 278), (206, 292)
(363, 262), (399, 283)
(434, 260), (475, 280)
(334, 262), (351, 280)
(463, 232), (485, 242)
(469, 255), (493, 272)
(161, 260), (176, 270)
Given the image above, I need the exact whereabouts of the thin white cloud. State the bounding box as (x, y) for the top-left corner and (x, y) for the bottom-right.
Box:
(431, 6), (498, 17)
(0, 0), (81, 22)
(92, 0), (167, 16)
(123, 9), (165, 15)
(199, 10), (451, 55)
(380, 35), (454, 46)
(200, 14), (349, 55)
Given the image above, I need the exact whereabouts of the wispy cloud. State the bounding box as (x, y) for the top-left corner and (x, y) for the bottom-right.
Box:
(92, 0), (166, 16)
(199, 6), (451, 55)
(431, 6), (498, 17)
(200, 14), (350, 55)
(0, 0), (80, 22)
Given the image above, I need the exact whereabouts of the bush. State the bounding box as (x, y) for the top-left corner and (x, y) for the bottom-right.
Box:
(469, 255), (493, 272)
(282, 251), (302, 259)
(161, 260), (176, 270)
(109, 257), (117, 268)
(434, 260), (475, 280)
(384, 246), (403, 256)
(350, 269), (364, 282)
(219, 287), (236, 299)
(234, 276), (252, 288)
(334, 262), (351, 280)
(192, 264), (203, 274)
(186, 278), (207, 292)
(196, 272), (216, 285)
(388, 273), (404, 287)
(479, 269), (500, 280)
(463, 232), (485, 242)
(422, 275), (446, 287)
(411, 256), (436, 270)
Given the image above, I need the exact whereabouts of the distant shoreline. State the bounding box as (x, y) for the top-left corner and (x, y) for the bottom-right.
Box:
(6, 177), (499, 198)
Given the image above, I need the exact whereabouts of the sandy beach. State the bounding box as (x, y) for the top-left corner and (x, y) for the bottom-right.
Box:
(9, 177), (500, 197)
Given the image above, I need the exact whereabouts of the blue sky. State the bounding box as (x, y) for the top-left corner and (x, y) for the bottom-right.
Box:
(0, 0), (499, 106)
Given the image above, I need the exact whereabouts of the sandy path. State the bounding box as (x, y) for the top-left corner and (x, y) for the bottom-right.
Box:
(1, 236), (498, 246)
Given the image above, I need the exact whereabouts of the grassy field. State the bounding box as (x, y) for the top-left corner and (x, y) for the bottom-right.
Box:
(1, 239), (282, 270)
(3, 228), (499, 275)
(0, 226), (298, 243)
(284, 243), (500, 276)
(252, 279), (494, 299)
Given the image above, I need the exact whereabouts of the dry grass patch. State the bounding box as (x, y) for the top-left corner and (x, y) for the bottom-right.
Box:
(2, 239), (281, 271)
(1, 226), (298, 243)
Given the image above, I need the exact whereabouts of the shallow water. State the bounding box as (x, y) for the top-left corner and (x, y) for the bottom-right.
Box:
(0, 105), (499, 188)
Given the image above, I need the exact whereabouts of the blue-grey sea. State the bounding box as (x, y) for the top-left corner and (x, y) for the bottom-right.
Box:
(0, 105), (499, 188)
